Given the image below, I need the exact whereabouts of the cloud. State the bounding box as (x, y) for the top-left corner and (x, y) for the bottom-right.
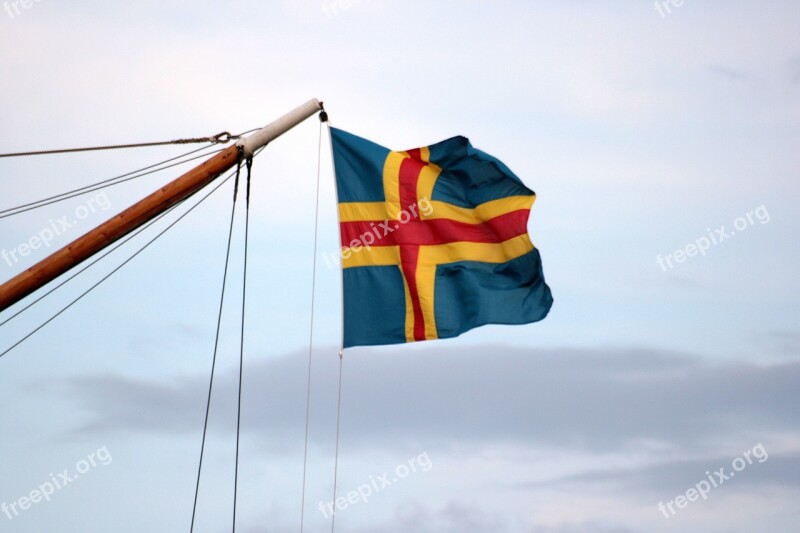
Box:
(792, 56), (800, 82)
(707, 65), (748, 81)
(531, 524), (635, 533)
(64, 344), (800, 455)
(535, 450), (800, 496)
(350, 500), (639, 533)
(757, 329), (800, 357)
(355, 500), (514, 533)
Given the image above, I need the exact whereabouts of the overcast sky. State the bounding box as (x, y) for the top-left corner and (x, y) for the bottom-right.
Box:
(1, 1), (799, 532)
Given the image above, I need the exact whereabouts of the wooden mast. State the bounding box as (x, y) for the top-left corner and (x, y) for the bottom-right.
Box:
(0, 99), (322, 312)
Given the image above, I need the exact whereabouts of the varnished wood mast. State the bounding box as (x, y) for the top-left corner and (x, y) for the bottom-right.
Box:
(0, 99), (322, 312)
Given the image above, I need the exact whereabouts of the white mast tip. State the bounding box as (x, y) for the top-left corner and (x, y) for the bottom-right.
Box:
(238, 99), (323, 157)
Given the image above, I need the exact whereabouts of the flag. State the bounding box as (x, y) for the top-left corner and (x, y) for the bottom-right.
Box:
(330, 127), (552, 348)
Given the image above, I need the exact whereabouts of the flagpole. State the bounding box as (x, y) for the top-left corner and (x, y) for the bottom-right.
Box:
(0, 99), (322, 313)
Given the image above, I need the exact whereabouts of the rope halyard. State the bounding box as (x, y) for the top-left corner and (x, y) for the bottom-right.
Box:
(319, 105), (346, 533)
(188, 145), (264, 533)
(190, 157), (243, 533)
(0, 132), (238, 158)
(0, 128), (261, 220)
(300, 111), (327, 532)
(233, 150), (253, 533)
(0, 167), (241, 359)
(330, 354), (344, 533)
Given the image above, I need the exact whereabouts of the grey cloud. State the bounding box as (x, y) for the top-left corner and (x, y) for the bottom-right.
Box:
(62, 345), (800, 456)
(707, 65), (748, 81)
(342, 500), (634, 533)
(760, 329), (800, 356)
(351, 501), (513, 533)
(531, 524), (636, 533)
(529, 451), (800, 497)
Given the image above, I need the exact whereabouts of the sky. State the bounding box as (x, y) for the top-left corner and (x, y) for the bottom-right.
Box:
(0, 1), (798, 532)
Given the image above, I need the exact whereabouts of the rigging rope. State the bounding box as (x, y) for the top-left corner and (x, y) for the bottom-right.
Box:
(330, 353), (345, 533)
(321, 114), (347, 533)
(0, 127), (261, 219)
(0, 135), (267, 530)
(190, 157), (243, 533)
(0, 117), (332, 528)
(0, 131), (237, 159)
(232, 153), (253, 533)
(0, 144), (224, 219)
(300, 112), (327, 532)
(0, 201), (180, 329)
(0, 167), (239, 359)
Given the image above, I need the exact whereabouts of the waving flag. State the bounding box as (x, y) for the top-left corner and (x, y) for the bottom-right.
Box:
(331, 128), (552, 348)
